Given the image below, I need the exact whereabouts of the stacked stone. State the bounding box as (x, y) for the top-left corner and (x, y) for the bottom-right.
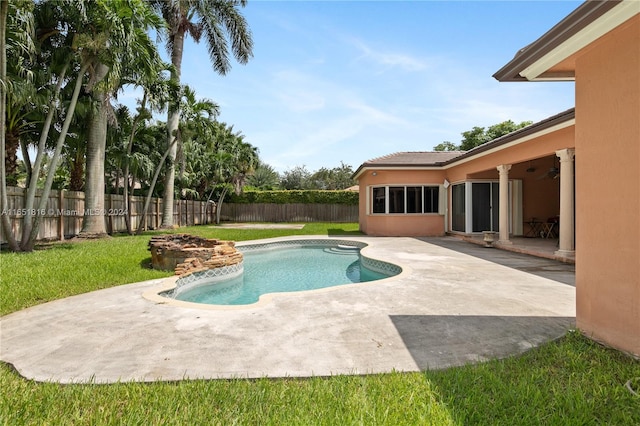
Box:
(148, 234), (243, 275)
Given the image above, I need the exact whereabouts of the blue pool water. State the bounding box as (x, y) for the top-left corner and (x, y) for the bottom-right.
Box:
(171, 243), (398, 305)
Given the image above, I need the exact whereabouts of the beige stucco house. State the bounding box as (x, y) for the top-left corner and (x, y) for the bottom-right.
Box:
(354, 0), (639, 357)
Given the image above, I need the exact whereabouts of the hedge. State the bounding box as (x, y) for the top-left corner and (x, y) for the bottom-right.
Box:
(226, 190), (359, 205)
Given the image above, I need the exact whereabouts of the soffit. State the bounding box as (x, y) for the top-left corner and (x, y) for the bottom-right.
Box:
(494, 0), (639, 82)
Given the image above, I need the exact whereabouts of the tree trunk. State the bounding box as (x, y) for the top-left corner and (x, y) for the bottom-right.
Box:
(79, 63), (109, 237)
(69, 152), (84, 191)
(20, 139), (32, 187)
(123, 172), (132, 234)
(124, 91), (147, 235)
(21, 62), (82, 251)
(161, 29), (185, 228)
(136, 135), (178, 235)
(126, 175), (135, 234)
(4, 130), (19, 186)
(0, 0), (19, 251)
(215, 187), (228, 225)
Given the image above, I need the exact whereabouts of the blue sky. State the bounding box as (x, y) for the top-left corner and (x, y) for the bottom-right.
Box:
(123, 1), (582, 173)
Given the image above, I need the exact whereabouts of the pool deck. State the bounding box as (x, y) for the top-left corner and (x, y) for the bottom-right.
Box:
(0, 236), (575, 383)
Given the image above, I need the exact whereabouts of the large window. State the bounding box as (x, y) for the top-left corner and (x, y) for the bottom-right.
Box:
(371, 186), (439, 214)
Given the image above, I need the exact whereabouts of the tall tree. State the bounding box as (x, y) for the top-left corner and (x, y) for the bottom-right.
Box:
(153, 0), (253, 228)
(1, 0), (82, 251)
(309, 162), (355, 190)
(79, 0), (165, 237)
(280, 165), (312, 190)
(0, 0), (17, 250)
(208, 122), (258, 224)
(246, 161), (279, 190)
(434, 120), (533, 152)
(136, 86), (219, 234)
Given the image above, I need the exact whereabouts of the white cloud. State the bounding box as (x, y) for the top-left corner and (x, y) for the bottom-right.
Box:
(347, 37), (430, 72)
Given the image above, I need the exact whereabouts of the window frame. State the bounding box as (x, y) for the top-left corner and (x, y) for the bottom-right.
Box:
(370, 185), (440, 215)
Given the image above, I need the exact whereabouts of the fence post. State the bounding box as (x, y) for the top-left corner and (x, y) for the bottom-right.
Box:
(58, 189), (65, 241)
(154, 197), (159, 230)
(107, 193), (113, 235)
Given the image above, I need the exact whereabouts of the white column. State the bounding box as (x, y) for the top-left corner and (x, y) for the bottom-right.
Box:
(555, 148), (575, 257)
(497, 164), (512, 244)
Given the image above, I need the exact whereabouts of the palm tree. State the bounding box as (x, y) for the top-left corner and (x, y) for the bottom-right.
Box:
(114, 56), (172, 234)
(1, 0), (36, 250)
(206, 122), (258, 224)
(136, 86), (219, 234)
(79, 0), (165, 237)
(2, 0), (35, 186)
(2, 0), (83, 251)
(152, 0), (253, 228)
(247, 161), (280, 190)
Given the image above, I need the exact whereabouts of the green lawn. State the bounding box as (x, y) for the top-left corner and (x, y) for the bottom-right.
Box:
(1, 223), (638, 425)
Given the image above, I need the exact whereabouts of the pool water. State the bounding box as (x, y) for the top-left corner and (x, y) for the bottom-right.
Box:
(173, 245), (393, 305)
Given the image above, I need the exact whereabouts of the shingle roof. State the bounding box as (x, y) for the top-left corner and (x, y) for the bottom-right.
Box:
(362, 151), (464, 167)
(352, 108), (575, 179)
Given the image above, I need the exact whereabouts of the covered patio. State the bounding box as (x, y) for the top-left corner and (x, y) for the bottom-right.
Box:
(460, 234), (573, 264)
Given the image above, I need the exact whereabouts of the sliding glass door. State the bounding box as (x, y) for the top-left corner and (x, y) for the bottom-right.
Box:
(471, 182), (499, 232)
(451, 183), (466, 232)
(451, 182), (501, 233)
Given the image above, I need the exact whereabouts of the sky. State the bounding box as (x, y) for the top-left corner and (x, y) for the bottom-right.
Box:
(121, 0), (582, 173)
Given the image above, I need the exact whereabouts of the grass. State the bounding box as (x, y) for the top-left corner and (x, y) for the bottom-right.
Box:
(1, 222), (639, 425)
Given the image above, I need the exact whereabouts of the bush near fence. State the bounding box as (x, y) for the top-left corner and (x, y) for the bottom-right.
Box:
(221, 190), (359, 223)
(226, 190), (358, 205)
(220, 203), (358, 223)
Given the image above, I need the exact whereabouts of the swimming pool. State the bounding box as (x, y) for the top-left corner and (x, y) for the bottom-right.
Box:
(162, 239), (401, 306)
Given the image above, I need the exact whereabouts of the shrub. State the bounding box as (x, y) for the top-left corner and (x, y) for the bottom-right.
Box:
(226, 190), (358, 205)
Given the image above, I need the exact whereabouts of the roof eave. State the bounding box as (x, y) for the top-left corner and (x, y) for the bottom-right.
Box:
(352, 164), (447, 180)
(493, 0), (625, 82)
(442, 108), (575, 166)
(353, 108), (576, 179)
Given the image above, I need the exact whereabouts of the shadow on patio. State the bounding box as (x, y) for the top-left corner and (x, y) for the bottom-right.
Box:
(389, 315), (575, 370)
(419, 236), (575, 286)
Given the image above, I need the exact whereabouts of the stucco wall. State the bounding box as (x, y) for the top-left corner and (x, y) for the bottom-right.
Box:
(444, 126), (574, 183)
(357, 127), (575, 237)
(574, 15), (640, 355)
(358, 169), (447, 236)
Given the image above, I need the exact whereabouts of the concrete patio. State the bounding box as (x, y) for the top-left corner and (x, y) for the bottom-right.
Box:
(0, 236), (575, 383)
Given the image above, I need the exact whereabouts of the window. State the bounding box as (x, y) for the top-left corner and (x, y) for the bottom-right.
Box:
(406, 187), (422, 213)
(372, 187), (386, 213)
(371, 185), (439, 214)
(388, 187), (405, 213)
(424, 186), (439, 213)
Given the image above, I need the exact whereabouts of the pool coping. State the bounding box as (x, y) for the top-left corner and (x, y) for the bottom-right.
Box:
(0, 235), (576, 383)
(143, 236), (412, 310)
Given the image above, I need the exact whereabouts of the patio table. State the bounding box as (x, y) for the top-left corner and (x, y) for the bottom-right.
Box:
(525, 220), (544, 237)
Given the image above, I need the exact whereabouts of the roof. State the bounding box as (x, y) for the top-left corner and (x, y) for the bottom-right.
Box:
(493, 0), (638, 82)
(352, 151), (463, 179)
(362, 151), (464, 167)
(352, 108), (575, 179)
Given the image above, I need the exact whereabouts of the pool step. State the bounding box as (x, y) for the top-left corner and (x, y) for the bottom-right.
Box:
(324, 245), (360, 255)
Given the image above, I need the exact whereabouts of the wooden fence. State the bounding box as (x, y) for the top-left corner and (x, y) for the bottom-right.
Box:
(220, 203), (358, 223)
(0, 186), (216, 243)
(1, 187), (359, 243)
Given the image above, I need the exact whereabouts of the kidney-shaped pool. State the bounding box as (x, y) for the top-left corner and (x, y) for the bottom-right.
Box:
(160, 239), (402, 306)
